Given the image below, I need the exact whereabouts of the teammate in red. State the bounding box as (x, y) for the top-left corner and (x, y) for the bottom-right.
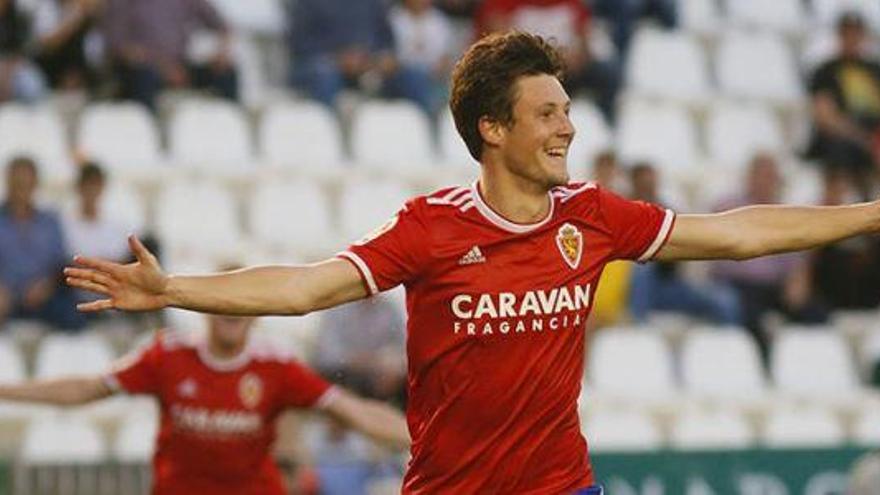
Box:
(0, 312), (409, 495)
(66, 32), (880, 494)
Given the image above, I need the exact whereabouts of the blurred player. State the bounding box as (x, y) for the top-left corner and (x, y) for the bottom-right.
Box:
(66, 32), (880, 494)
(0, 311), (408, 495)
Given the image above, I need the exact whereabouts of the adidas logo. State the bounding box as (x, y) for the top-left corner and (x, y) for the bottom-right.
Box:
(458, 246), (486, 265)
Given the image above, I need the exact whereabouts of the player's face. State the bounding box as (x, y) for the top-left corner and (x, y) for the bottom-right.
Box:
(499, 74), (575, 189)
(209, 315), (255, 352)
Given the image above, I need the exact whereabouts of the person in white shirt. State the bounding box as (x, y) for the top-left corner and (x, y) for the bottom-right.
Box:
(390, 0), (455, 107)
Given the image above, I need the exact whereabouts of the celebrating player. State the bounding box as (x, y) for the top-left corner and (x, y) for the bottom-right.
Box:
(0, 312), (409, 495)
(65, 32), (880, 494)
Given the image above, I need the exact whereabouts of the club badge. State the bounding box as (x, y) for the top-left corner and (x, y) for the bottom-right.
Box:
(556, 223), (583, 269)
(238, 373), (263, 409)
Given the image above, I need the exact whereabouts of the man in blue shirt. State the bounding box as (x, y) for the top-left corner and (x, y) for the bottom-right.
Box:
(289, 0), (436, 115)
(0, 156), (83, 330)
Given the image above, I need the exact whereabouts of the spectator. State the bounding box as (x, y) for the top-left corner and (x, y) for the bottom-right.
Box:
(313, 294), (406, 406)
(592, 0), (677, 60)
(475, 0), (621, 122)
(626, 162), (741, 326)
(806, 11), (880, 199)
(711, 153), (827, 360)
(390, 0), (455, 108)
(0, 0), (47, 103)
(0, 156), (84, 331)
(103, 0), (238, 111)
(32, 0), (102, 91)
(800, 168), (880, 310)
(289, 0), (436, 116)
(590, 149), (626, 192)
(62, 163), (129, 303)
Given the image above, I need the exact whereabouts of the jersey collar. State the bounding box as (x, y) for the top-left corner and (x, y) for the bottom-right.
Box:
(197, 340), (252, 372)
(470, 180), (555, 234)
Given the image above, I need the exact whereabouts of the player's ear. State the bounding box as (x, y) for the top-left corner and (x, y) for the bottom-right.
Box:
(478, 116), (505, 149)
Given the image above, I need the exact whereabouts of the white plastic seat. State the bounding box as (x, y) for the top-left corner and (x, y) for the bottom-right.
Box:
(76, 103), (162, 174)
(155, 180), (241, 258)
(207, 0), (284, 34)
(61, 180), (148, 235)
(339, 179), (412, 243)
(169, 100), (254, 174)
(259, 101), (345, 172)
(588, 328), (677, 405)
(812, 0), (880, 31)
(762, 406), (845, 448)
(725, 0), (806, 35)
(568, 100), (613, 169)
(705, 101), (786, 170)
(616, 100), (699, 173)
(678, 0), (721, 36)
(681, 329), (768, 404)
(0, 104), (72, 183)
(351, 101), (435, 172)
(114, 405), (159, 463)
(0, 338), (25, 382)
(771, 329), (860, 400)
(439, 109), (478, 169)
(716, 30), (802, 104)
(584, 409), (663, 452)
(248, 180), (337, 256)
(21, 415), (107, 464)
(626, 28), (711, 103)
(669, 409), (756, 449)
(853, 408), (880, 446)
(34, 334), (114, 379)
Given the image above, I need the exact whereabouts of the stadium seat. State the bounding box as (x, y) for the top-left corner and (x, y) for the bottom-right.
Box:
(61, 179), (148, 234)
(583, 409), (664, 452)
(669, 408), (756, 449)
(76, 103), (163, 175)
(207, 0), (284, 34)
(716, 30), (802, 105)
(0, 338), (25, 382)
(155, 180), (242, 258)
(21, 414), (108, 464)
(812, 0), (880, 31)
(705, 100), (786, 170)
(762, 405), (845, 448)
(34, 334), (115, 379)
(626, 28), (711, 104)
(0, 104), (73, 183)
(339, 179), (413, 243)
(680, 329), (769, 406)
(568, 100), (613, 169)
(114, 404), (159, 463)
(439, 109), (478, 169)
(770, 328), (861, 402)
(678, 0), (721, 36)
(259, 100), (346, 172)
(168, 99), (254, 175)
(248, 179), (337, 257)
(725, 0), (806, 35)
(350, 101), (435, 173)
(616, 99), (700, 174)
(588, 328), (678, 405)
(852, 407), (880, 446)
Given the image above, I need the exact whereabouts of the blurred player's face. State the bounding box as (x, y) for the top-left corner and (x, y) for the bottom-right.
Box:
(498, 74), (575, 189)
(208, 315), (255, 356)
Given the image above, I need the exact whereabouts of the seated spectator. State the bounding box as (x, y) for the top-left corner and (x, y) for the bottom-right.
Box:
(474, 0), (620, 122)
(711, 153), (827, 361)
(103, 0), (238, 111)
(32, 0), (102, 91)
(0, 156), (84, 331)
(626, 162), (741, 326)
(592, 0), (677, 60)
(390, 0), (454, 108)
(62, 163), (129, 303)
(313, 294), (406, 407)
(0, 0), (47, 103)
(289, 0), (436, 116)
(806, 11), (880, 199)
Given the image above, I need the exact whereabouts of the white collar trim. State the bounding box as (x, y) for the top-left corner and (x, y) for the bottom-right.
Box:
(470, 181), (555, 233)
(197, 340), (251, 372)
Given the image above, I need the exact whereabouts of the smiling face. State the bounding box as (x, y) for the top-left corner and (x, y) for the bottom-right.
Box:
(490, 74), (575, 189)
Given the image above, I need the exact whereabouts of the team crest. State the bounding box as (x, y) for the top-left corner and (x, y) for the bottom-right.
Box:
(555, 223), (583, 269)
(238, 373), (263, 409)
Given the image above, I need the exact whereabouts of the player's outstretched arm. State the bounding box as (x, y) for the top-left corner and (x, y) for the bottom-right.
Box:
(64, 235), (369, 316)
(0, 376), (113, 406)
(322, 389), (410, 450)
(657, 201), (880, 261)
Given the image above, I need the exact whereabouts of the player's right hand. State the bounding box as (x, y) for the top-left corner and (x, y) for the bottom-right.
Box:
(64, 235), (169, 313)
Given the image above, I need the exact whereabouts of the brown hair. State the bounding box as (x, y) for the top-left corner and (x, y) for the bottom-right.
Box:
(449, 31), (564, 161)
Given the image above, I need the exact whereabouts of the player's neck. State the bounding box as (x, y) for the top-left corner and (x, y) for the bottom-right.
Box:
(478, 167), (551, 224)
(207, 339), (246, 360)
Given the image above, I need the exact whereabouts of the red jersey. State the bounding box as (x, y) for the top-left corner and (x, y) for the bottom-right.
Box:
(105, 331), (333, 495)
(339, 182), (674, 494)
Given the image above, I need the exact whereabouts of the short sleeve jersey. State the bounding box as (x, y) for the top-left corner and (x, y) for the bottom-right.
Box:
(339, 182), (674, 494)
(105, 331), (333, 495)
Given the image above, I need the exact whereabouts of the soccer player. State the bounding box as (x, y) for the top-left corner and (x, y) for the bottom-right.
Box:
(0, 312), (409, 495)
(65, 32), (880, 493)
